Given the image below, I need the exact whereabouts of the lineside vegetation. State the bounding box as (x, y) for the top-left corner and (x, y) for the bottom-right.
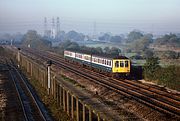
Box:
(143, 57), (180, 91)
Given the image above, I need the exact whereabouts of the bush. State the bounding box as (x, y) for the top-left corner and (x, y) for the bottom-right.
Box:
(143, 58), (180, 90)
(157, 51), (178, 59)
(143, 57), (160, 80)
(157, 66), (180, 90)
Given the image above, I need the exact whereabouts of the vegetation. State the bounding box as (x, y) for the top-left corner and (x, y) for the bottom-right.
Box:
(127, 30), (143, 43)
(143, 57), (160, 81)
(128, 34), (153, 51)
(54, 40), (121, 57)
(0, 46), (5, 56)
(154, 51), (179, 59)
(157, 65), (180, 90)
(0, 33), (23, 45)
(21, 30), (52, 50)
(143, 57), (180, 91)
(98, 33), (122, 42)
(155, 33), (180, 48)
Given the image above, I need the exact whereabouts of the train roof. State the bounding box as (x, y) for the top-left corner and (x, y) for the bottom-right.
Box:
(113, 56), (129, 59)
(65, 49), (129, 60)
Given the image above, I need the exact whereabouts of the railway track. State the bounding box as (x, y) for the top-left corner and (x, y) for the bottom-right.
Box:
(18, 47), (180, 117)
(7, 60), (52, 121)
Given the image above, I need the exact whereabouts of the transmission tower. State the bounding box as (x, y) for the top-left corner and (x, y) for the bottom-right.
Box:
(51, 17), (56, 39)
(56, 17), (60, 38)
(44, 17), (47, 37)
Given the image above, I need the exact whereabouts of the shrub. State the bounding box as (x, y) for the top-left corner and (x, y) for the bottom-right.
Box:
(143, 57), (160, 80)
(143, 58), (180, 91)
(157, 65), (180, 90)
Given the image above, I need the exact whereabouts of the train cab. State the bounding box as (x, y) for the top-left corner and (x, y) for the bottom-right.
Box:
(112, 56), (131, 75)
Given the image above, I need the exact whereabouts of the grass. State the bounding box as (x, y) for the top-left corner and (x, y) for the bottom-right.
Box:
(61, 75), (85, 89)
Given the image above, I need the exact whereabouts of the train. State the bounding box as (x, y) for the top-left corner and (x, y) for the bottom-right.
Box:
(64, 50), (131, 77)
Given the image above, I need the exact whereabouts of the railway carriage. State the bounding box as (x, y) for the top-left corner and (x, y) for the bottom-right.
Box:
(64, 50), (131, 76)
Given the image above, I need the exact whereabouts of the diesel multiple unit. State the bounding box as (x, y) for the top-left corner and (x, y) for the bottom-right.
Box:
(64, 50), (131, 75)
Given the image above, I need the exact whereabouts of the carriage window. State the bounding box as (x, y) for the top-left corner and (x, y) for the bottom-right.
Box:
(115, 61), (119, 67)
(120, 61), (124, 67)
(125, 61), (129, 67)
(102, 59), (104, 64)
(109, 61), (111, 66)
(100, 59), (102, 63)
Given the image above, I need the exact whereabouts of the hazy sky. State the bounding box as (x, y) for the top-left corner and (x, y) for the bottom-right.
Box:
(0, 0), (180, 34)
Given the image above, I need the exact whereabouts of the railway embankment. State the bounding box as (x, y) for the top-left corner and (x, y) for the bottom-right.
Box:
(4, 46), (180, 121)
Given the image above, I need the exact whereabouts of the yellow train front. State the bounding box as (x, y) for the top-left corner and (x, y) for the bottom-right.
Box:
(112, 56), (131, 76)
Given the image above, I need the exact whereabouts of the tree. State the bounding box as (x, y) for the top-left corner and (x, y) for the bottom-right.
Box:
(65, 30), (85, 41)
(128, 35), (152, 53)
(95, 47), (103, 54)
(98, 33), (111, 41)
(110, 36), (122, 43)
(109, 47), (121, 56)
(127, 31), (143, 42)
(67, 42), (80, 50)
(143, 57), (160, 80)
(104, 47), (110, 54)
(22, 30), (51, 50)
(155, 33), (180, 47)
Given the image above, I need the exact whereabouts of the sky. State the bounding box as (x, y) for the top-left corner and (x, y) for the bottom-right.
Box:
(0, 0), (180, 35)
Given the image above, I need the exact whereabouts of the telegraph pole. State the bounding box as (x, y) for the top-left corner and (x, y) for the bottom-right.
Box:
(17, 48), (21, 67)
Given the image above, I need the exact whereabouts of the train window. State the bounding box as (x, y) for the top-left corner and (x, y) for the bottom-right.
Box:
(95, 58), (97, 62)
(98, 59), (100, 63)
(115, 61), (119, 67)
(109, 61), (111, 66)
(105, 60), (106, 65)
(125, 61), (129, 67)
(102, 59), (104, 64)
(120, 61), (124, 67)
(100, 59), (102, 63)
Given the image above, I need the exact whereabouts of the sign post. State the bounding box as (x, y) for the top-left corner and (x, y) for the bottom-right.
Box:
(47, 60), (52, 95)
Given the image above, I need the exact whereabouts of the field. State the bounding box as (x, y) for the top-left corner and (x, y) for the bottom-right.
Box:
(77, 41), (124, 49)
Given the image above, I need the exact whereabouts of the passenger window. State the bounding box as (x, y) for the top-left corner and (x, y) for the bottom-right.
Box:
(109, 61), (111, 66)
(125, 61), (129, 67)
(120, 61), (124, 67)
(115, 61), (119, 67)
